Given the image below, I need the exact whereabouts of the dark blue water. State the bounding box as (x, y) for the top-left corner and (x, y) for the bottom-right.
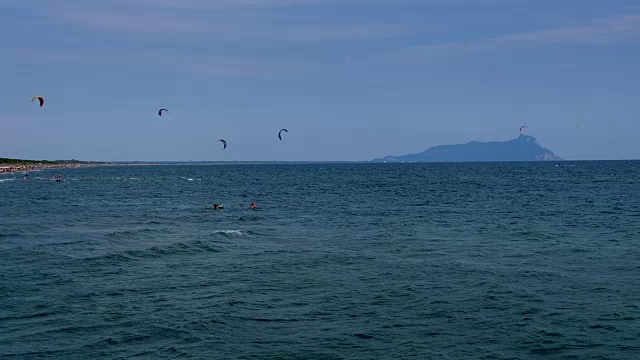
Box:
(1, 162), (638, 359)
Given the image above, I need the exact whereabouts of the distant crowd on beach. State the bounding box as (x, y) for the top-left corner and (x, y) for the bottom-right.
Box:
(0, 164), (91, 174)
(0, 165), (41, 173)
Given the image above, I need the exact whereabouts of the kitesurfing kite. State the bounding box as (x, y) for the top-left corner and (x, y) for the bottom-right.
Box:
(278, 128), (288, 141)
(219, 139), (227, 149)
(31, 96), (44, 107)
(519, 125), (528, 134)
(158, 108), (168, 116)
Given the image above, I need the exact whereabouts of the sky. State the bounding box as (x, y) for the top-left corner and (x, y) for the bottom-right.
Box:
(1, 0), (639, 161)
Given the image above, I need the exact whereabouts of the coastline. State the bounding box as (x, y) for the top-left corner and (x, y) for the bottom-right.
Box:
(0, 162), (152, 175)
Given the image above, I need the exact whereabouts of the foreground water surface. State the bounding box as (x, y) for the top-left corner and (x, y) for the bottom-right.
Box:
(1, 162), (638, 359)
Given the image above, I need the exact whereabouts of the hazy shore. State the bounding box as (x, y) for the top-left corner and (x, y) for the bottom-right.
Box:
(0, 161), (151, 174)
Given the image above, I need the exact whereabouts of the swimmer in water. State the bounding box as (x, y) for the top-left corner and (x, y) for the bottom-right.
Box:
(250, 201), (257, 209)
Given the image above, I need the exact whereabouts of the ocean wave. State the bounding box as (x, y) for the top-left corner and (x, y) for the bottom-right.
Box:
(133, 220), (163, 225)
(105, 228), (165, 239)
(0, 178), (16, 183)
(238, 215), (264, 222)
(0, 312), (53, 322)
(0, 231), (24, 238)
(81, 239), (223, 264)
(212, 230), (252, 237)
(232, 316), (300, 323)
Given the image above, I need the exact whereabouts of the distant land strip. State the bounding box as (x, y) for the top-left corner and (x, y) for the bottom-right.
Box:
(0, 158), (150, 174)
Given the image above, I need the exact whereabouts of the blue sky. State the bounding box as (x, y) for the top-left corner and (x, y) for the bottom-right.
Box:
(1, 0), (639, 161)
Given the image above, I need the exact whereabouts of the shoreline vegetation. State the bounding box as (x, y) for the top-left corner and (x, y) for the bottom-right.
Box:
(0, 158), (144, 174)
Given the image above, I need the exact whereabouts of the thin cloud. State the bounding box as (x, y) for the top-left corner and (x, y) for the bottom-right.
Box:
(3, 47), (335, 78)
(51, 9), (408, 41)
(385, 14), (640, 64)
(501, 15), (640, 45)
(116, 0), (340, 10)
(4, 0), (338, 11)
(17, 0), (407, 42)
(53, 10), (220, 34)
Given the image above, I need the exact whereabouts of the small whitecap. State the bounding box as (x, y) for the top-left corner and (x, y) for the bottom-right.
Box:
(213, 230), (252, 237)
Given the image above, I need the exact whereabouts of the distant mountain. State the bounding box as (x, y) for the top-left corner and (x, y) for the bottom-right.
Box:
(372, 135), (563, 162)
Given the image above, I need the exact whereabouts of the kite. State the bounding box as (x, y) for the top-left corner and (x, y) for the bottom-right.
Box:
(31, 96), (44, 107)
(278, 128), (288, 141)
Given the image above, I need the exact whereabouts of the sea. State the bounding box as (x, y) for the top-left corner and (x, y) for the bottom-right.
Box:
(0, 162), (638, 359)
